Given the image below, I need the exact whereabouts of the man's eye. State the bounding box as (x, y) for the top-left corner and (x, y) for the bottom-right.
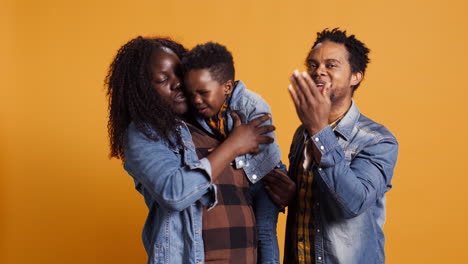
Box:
(309, 64), (317, 69)
(327, 64), (337, 68)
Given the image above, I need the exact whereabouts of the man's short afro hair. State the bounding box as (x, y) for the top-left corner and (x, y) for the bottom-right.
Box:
(307, 28), (370, 90)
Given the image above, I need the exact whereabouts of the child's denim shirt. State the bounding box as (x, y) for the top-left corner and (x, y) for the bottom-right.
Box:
(123, 122), (217, 264)
(195, 80), (282, 183)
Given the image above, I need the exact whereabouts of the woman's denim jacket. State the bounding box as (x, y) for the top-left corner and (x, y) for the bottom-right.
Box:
(123, 122), (217, 264)
(195, 80), (282, 184)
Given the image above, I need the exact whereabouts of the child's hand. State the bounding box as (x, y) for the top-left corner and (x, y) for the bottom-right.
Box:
(263, 169), (296, 209)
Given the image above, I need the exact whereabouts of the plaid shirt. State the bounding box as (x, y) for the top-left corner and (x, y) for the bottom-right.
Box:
(189, 124), (257, 264)
(290, 152), (318, 264)
(205, 93), (232, 141)
(285, 120), (341, 264)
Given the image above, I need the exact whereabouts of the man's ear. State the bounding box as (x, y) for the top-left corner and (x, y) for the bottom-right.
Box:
(351, 71), (363, 87)
(224, 80), (234, 95)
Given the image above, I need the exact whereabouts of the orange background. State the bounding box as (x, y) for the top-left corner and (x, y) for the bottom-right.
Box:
(2, 0), (468, 263)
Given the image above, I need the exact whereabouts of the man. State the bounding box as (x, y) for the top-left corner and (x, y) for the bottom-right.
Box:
(285, 28), (399, 264)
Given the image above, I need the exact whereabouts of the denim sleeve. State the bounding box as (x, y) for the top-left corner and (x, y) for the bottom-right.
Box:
(275, 160), (288, 174)
(123, 125), (217, 212)
(309, 126), (399, 218)
(233, 104), (273, 168)
(233, 92), (281, 182)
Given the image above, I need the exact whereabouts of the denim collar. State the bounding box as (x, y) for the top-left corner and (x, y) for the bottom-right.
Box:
(229, 80), (246, 111)
(334, 100), (360, 141)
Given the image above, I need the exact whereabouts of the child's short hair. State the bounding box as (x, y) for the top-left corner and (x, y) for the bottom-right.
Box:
(182, 42), (235, 84)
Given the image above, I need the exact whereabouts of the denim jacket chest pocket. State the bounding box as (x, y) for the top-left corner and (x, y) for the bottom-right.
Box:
(182, 139), (206, 170)
(165, 128), (203, 170)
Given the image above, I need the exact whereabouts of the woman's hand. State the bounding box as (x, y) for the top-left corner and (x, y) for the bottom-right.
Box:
(207, 112), (275, 179)
(226, 112), (275, 156)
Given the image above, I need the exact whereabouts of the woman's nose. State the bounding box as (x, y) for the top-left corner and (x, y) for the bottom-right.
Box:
(171, 78), (181, 90)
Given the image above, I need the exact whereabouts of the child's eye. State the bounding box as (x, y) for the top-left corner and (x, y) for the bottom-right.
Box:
(154, 79), (167, 84)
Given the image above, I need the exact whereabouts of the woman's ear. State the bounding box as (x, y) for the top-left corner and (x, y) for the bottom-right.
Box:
(224, 80), (234, 95)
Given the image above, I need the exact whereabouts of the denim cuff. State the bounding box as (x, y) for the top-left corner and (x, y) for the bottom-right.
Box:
(200, 184), (218, 211)
(310, 126), (342, 167)
(198, 158), (212, 180)
(234, 155), (249, 169)
(198, 158), (218, 210)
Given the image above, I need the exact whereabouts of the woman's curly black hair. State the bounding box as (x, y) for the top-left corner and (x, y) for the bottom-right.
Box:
(105, 36), (187, 160)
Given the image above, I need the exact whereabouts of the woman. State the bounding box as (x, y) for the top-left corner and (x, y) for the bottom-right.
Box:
(105, 36), (274, 264)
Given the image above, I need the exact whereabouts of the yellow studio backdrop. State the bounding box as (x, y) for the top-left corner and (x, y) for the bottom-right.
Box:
(2, 0), (468, 263)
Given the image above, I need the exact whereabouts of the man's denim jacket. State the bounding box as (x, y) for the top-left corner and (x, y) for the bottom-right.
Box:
(284, 102), (399, 264)
(195, 80), (282, 183)
(123, 122), (217, 264)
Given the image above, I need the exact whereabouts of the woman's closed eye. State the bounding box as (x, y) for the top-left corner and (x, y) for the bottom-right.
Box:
(154, 79), (167, 84)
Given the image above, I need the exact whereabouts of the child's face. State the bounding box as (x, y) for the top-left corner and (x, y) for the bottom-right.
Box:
(184, 69), (233, 118)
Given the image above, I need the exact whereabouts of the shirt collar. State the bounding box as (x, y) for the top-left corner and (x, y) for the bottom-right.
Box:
(333, 100), (360, 141)
(229, 80), (246, 110)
